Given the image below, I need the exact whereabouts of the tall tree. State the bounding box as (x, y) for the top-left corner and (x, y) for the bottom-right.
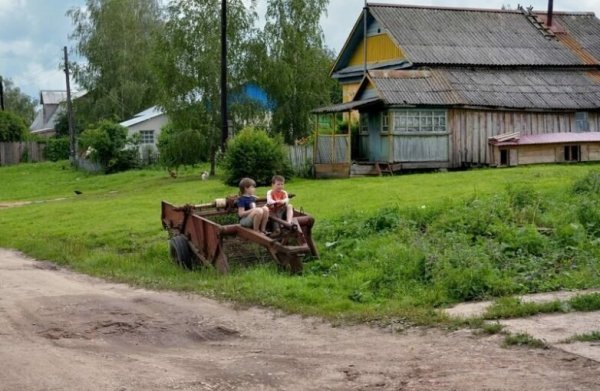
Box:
(153, 0), (258, 174)
(68, 0), (163, 125)
(261, 0), (336, 142)
(0, 78), (37, 124)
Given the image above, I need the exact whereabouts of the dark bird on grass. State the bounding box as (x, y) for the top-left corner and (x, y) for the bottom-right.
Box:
(74, 190), (82, 195)
(169, 170), (177, 179)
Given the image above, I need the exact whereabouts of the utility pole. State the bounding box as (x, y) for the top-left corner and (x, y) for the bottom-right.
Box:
(0, 75), (5, 111)
(63, 46), (76, 162)
(220, 0), (228, 152)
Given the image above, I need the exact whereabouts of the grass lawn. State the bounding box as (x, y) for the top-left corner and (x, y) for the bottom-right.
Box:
(1, 161), (600, 325)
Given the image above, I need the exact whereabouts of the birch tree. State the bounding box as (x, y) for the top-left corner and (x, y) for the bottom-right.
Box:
(68, 0), (163, 124)
(261, 0), (336, 142)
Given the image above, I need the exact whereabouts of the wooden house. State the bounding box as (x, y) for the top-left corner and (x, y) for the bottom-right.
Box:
(489, 132), (600, 166)
(313, 3), (600, 176)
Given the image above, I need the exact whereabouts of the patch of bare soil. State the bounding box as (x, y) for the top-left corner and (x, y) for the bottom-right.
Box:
(1, 248), (599, 391)
(0, 201), (31, 208)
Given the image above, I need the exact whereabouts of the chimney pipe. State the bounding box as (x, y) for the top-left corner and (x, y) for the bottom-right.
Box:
(547, 0), (554, 27)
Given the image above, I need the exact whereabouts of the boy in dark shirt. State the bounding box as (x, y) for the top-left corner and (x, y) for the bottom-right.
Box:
(237, 177), (269, 235)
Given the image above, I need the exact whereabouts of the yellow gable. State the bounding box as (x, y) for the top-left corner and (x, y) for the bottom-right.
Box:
(348, 33), (404, 67)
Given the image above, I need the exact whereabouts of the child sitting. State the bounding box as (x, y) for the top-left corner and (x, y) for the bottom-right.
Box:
(237, 177), (269, 235)
(266, 175), (294, 233)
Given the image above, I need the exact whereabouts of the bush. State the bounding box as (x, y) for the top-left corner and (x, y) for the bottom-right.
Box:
(157, 123), (208, 171)
(79, 120), (139, 173)
(0, 111), (28, 141)
(573, 170), (600, 195)
(222, 128), (292, 186)
(44, 137), (70, 161)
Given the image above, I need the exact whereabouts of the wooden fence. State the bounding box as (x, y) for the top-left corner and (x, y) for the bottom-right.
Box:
(0, 142), (47, 166)
(286, 144), (313, 175)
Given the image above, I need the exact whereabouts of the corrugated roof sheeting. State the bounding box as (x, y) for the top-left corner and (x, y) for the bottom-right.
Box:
(553, 13), (600, 63)
(369, 68), (600, 110)
(495, 132), (600, 146)
(369, 5), (584, 66)
(40, 90), (68, 105)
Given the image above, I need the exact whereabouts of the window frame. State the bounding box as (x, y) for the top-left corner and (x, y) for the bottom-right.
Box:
(575, 112), (589, 133)
(139, 130), (155, 145)
(564, 145), (581, 162)
(380, 111), (390, 134)
(390, 108), (448, 135)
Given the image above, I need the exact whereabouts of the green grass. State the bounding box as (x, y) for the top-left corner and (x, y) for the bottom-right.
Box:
(503, 333), (548, 349)
(565, 331), (600, 343)
(2, 161), (600, 325)
(483, 293), (600, 320)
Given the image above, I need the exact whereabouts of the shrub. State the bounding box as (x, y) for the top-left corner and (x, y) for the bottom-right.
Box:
(0, 111), (28, 141)
(577, 198), (600, 237)
(79, 120), (139, 173)
(222, 128), (292, 186)
(157, 123), (208, 172)
(44, 137), (70, 161)
(573, 170), (600, 195)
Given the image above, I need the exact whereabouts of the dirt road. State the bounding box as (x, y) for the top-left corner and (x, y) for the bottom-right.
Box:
(1, 249), (599, 391)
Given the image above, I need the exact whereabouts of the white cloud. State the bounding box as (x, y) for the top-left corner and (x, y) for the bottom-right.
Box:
(0, 0), (25, 14)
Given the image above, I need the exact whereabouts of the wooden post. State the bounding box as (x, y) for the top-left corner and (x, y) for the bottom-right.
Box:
(332, 113), (336, 164)
(63, 46), (76, 162)
(220, 0), (228, 151)
(0, 75), (4, 111)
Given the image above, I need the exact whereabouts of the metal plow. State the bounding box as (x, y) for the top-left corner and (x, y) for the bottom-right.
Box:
(161, 196), (318, 274)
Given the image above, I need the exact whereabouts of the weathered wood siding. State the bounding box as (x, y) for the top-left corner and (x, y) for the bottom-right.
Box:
(491, 142), (600, 167)
(449, 110), (600, 167)
(0, 142), (47, 166)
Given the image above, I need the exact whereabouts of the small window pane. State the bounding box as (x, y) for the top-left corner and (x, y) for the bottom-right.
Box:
(140, 130), (154, 144)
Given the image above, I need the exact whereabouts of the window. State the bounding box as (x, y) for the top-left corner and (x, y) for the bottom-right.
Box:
(381, 111), (390, 133)
(359, 114), (369, 135)
(139, 130), (154, 144)
(564, 145), (580, 162)
(392, 109), (447, 133)
(575, 112), (589, 132)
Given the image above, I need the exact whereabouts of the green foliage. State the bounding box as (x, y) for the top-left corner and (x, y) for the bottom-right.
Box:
(0, 110), (28, 141)
(222, 128), (291, 186)
(1, 163), (600, 325)
(566, 331), (600, 342)
(503, 333), (547, 349)
(260, 0), (338, 142)
(53, 109), (84, 138)
(44, 137), (71, 161)
(0, 77), (37, 123)
(79, 120), (139, 173)
(67, 0), (162, 124)
(572, 170), (600, 195)
(480, 322), (504, 335)
(154, 0), (258, 173)
(568, 293), (600, 311)
(484, 297), (565, 319)
(157, 123), (208, 171)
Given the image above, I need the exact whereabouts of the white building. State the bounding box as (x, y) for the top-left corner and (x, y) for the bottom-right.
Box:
(119, 106), (168, 158)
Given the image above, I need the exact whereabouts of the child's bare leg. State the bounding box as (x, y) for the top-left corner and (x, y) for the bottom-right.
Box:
(251, 208), (263, 231)
(286, 204), (294, 224)
(260, 206), (269, 232)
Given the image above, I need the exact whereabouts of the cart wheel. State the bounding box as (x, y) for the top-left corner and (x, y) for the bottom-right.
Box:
(169, 235), (193, 269)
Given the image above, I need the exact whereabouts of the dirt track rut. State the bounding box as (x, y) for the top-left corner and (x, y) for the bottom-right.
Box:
(1, 248), (599, 391)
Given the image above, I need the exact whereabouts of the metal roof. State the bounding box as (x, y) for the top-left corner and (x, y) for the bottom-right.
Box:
(312, 98), (381, 113)
(493, 132), (600, 146)
(366, 68), (600, 110)
(119, 106), (166, 128)
(40, 90), (68, 105)
(369, 4), (588, 66)
(552, 13), (600, 63)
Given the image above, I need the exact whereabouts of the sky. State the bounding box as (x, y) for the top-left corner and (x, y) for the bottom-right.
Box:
(1, 0), (599, 101)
